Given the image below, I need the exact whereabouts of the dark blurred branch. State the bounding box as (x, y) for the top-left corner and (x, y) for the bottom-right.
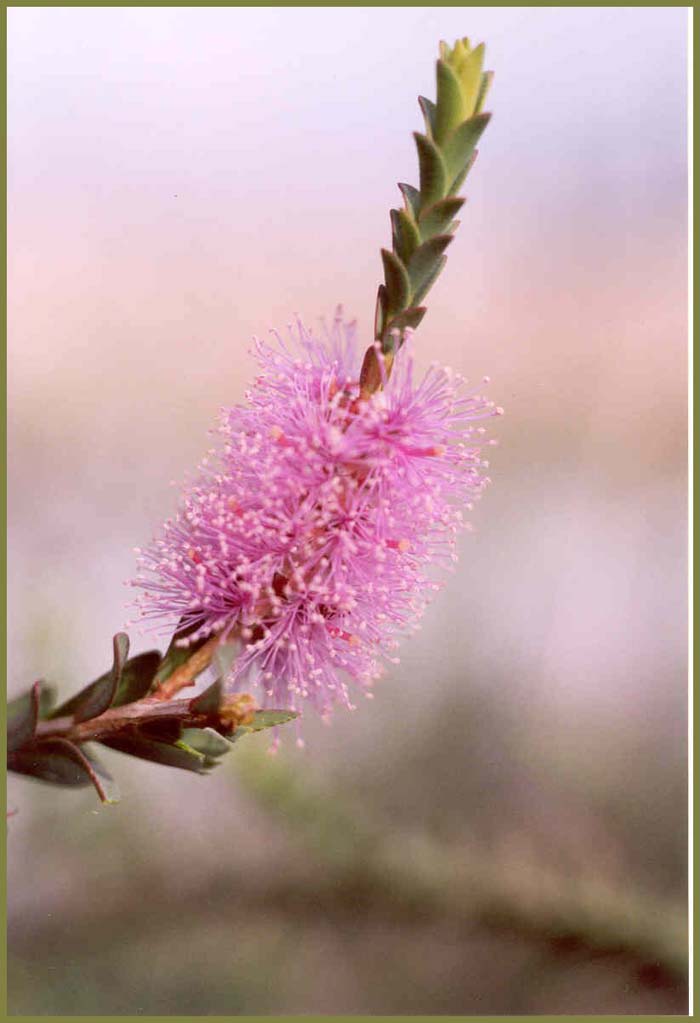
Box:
(8, 751), (686, 1009)
(235, 752), (688, 982)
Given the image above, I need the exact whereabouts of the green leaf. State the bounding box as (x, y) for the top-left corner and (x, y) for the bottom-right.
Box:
(49, 633), (129, 723)
(474, 70), (494, 115)
(398, 182), (421, 220)
(232, 708), (299, 744)
(407, 234), (454, 299)
(413, 132), (447, 208)
(37, 684), (57, 719)
(381, 248), (411, 318)
(442, 112), (491, 186)
(418, 195), (465, 237)
(112, 650), (162, 707)
(152, 618), (208, 690)
(7, 682), (40, 753)
(181, 727), (232, 758)
(8, 738), (119, 803)
(384, 306), (427, 338)
(434, 60), (465, 145)
(190, 677), (223, 716)
(453, 41), (485, 118)
(245, 709), (299, 732)
(449, 148), (479, 198)
(390, 208), (420, 265)
(373, 283), (388, 341)
(411, 254), (448, 307)
(101, 734), (209, 774)
(9, 746), (91, 787)
(417, 95), (436, 137)
(76, 633), (129, 722)
(438, 39), (452, 62)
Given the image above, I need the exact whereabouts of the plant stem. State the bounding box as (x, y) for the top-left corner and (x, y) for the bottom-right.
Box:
(30, 637), (226, 745)
(154, 633), (221, 700)
(33, 697), (208, 745)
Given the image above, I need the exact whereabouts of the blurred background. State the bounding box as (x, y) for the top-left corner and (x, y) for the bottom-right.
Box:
(8, 6), (688, 1015)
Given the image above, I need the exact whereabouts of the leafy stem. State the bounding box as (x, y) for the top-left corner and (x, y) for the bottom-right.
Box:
(34, 695), (237, 746)
(360, 37), (493, 397)
(7, 629), (297, 805)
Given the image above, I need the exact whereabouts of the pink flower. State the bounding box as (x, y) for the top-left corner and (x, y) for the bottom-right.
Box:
(132, 310), (501, 719)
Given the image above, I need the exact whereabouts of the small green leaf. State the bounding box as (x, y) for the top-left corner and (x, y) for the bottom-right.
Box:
(413, 132), (447, 207)
(453, 41), (485, 118)
(232, 708), (299, 744)
(434, 60), (465, 144)
(8, 738), (119, 803)
(181, 727), (232, 758)
(101, 734), (209, 774)
(112, 650), (162, 707)
(75, 633), (129, 722)
(381, 248), (411, 318)
(9, 746), (91, 787)
(449, 148), (479, 198)
(474, 70), (494, 115)
(398, 182), (421, 220)
(7, 682), (40, 753)
(417, 95), (437, 137)
(411, 254), (448, 307)
(37, 684), (57, 719)
(442, 112), (491, 187)
(384, 306), (427, 338)
(418, 195), (465, 237)
(407, 235), (454, 300)
(374, 283), (388, 341)
(390, 208), (421, 266)
(49, 633), (129, 723)
(190, 677), (223, 716)
(174, 738), (210, 762)
(245, 709), (299, 732)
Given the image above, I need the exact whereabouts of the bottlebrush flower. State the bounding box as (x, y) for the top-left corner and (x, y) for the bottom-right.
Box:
(131, 310), (501, 720)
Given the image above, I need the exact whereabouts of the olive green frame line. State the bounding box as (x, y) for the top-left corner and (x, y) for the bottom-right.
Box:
(1, 3), (693, 1023)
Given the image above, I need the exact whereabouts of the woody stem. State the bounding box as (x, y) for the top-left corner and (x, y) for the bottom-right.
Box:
(33, 698), (208, 745)
(154, 634), (221, 701)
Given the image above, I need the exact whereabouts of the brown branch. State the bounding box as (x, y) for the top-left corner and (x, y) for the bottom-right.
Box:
(34, 697), (208, 745)
(7, 827), (688, 1008)
(26, 637), (226, 746)
(153, 633), (221, 700)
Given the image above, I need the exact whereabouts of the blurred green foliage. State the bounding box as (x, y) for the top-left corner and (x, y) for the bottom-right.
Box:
(8, 674), (687, 1015)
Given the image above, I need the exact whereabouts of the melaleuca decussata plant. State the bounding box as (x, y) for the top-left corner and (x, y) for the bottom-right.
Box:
(8, 39), (501, 803)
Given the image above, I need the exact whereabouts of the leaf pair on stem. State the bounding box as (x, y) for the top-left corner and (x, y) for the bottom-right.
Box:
(8, 627), (297, 805)
(361, 38), (492, 397)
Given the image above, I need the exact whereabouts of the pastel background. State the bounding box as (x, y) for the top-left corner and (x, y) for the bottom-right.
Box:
(8, 6), (688, 1015)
